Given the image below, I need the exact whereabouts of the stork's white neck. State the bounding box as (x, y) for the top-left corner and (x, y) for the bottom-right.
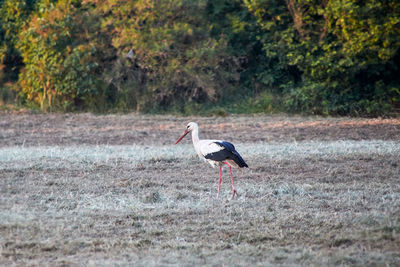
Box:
(190, 124), (204, 159)
(191, 125), (200, 145)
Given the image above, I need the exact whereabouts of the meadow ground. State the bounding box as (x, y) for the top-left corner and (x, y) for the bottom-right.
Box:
(0, 113), (399, 266)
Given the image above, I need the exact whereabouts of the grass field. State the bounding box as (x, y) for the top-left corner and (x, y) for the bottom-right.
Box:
(1, 113), (399, 266)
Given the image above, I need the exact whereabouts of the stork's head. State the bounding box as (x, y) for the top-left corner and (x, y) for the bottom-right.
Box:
(175, 122), (197, 144)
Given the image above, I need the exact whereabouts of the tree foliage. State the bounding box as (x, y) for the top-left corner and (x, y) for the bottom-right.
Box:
(87, 0), (239, 112)
(0, 0), (399, 115)
(15, 0), (99, 111)
(245, 0), (400, 115)
(0, 0), (36, 90)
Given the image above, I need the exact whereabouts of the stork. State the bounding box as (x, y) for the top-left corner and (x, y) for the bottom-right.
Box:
(175, 122), (248, 199)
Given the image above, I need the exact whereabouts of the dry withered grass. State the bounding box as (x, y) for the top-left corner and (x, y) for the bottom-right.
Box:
(0, 113), (399, 266)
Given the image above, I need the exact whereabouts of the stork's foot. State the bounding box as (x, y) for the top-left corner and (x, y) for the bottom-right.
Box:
(232, 188), (239, 199)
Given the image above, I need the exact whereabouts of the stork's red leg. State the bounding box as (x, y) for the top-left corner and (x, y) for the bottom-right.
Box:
(217, 166), (222, 198)
(224, 162), (238, 199)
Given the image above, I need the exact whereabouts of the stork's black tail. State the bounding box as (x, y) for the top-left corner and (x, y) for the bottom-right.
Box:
(231, 149), (248, 168)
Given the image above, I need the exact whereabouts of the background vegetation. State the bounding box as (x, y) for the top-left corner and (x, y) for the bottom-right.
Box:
(1, 0), (399, 115)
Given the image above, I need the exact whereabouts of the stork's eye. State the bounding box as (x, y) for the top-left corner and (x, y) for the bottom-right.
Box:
(187, 125), (190, 129)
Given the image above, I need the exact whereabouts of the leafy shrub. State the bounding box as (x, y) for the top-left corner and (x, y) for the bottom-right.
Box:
(15, 0), (99, 111)
(0, 0), (398, 115)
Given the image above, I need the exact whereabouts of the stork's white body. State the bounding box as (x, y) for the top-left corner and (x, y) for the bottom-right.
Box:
(191, 130), (224, 167)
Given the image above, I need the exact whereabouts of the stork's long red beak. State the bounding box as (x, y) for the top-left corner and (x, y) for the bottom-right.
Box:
(175, 130), (189, 144)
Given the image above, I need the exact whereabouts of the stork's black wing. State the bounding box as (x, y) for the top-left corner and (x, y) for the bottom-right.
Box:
(204, 141), (248, 168)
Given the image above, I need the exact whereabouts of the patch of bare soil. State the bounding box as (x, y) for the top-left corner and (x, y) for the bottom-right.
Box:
(0, 113), (399, 147)
(0, 113), (399, 265)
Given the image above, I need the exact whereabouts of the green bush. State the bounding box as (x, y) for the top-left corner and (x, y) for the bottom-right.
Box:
(0, 0), (398, 115)
(15, 0), (100, 111)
